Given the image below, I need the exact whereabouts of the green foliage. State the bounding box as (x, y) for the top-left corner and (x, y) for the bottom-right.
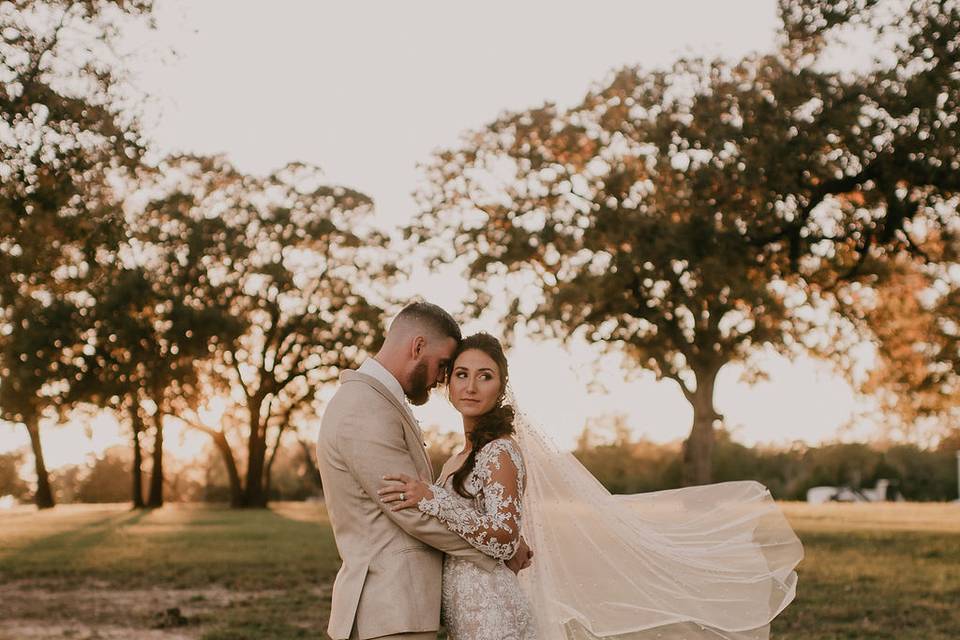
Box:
(140, 157), (388, 507)
(572, 415), (681, 492)
(202, 440), (323, 503)
(0, 450), (30, 500)
(710, 431), (804, 498)
(777, 0), (960, 426)
(0, 297), (82, 424)
(572, 421), (959, 501)
(0, 0), (156, 508)
(409, 0), (960, 482)
(0, 0), (152, 306)
(75, 446), (132, 504)
(424, 427), (466, 479)
(876, 444), (959, 501)
(48, 463), (84, 504)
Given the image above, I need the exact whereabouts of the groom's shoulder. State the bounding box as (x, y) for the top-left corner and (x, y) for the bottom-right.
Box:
(323, 371), (397, 436)
(329, 370), (389, 408)
(337, 369), (378, 394)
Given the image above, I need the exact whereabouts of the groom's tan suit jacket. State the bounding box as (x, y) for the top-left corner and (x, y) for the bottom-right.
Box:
(318, 369), (497, 640)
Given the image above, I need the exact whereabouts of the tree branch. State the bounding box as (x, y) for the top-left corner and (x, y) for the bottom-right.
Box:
(161, 411), (219, 439)
(840, 227), (875, 280)
(260, 300), (285, 373)
(18, 6), (71, 95)
(274, 359), (327, 394)
(231, 354), (254, 401)
(666, 372), (695, 404)
(751, 165), (878, 249)
(274, 327), (306, 369)
(264, 421), (289, 483)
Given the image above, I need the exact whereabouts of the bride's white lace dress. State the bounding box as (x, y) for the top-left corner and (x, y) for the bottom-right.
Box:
(417, 438), (536, 640)
(416, 412), (802, 640)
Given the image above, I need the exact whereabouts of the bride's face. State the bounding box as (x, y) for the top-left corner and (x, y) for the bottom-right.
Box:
(449, 349), (502, 418)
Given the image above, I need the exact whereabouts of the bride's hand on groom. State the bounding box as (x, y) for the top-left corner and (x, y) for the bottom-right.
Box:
(379, 473), (534, 574)
(506, 536), (533, 575)
(378, 473), (433, 511)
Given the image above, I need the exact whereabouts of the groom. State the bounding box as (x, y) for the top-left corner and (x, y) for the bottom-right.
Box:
(318, 301), (531, 640)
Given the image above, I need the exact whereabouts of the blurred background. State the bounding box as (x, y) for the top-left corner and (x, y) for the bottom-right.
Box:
(3, 2), (960, 639)
(2, 0), (958, 511)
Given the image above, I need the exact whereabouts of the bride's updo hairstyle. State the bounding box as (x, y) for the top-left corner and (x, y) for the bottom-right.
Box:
(448, 332), (515, 499)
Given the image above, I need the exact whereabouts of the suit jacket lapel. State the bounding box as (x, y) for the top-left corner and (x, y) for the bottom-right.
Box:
(341, 371), (434, 481)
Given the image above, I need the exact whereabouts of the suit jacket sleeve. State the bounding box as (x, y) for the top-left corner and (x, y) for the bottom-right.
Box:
(337, 409), (498, 571)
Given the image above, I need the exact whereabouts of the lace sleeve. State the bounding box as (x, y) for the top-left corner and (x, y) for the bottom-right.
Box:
(417, 439), (526, 561)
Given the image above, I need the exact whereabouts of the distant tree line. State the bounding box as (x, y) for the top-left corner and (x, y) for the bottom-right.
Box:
(570, 418), (960, 501)
(0, 437), (323, 505)
(2, 423), (956, 503)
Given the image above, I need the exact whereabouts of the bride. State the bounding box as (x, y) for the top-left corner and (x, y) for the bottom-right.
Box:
(378, 333), (802, 640)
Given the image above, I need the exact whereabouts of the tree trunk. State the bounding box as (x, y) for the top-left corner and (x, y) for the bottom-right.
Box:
(681, 365), (722, 486)
(298, 437), (323, 493)
(241, 401), (268, 508)
(262, 424), (288, 503)
(179, 415), (244, 508)
(25, 415), (54, 509)
(212, 430), (244, 508)
(262, 456), (273, 502)
(129, 403), (145, 509)
(147, 416), (164, 508)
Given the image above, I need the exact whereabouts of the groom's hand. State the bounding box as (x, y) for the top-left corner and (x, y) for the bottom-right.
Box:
(506, 536), (533, 575)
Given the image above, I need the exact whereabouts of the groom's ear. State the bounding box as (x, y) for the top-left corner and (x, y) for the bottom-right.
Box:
(411, 335), (426, 359)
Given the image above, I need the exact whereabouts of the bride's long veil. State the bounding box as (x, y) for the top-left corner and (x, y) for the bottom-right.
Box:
(513, 402), (803, 640)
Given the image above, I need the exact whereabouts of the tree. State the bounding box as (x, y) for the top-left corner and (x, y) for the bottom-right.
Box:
(410, 54), (829, 485)
(68, 259), (239, 508)
(0, 297), (81, 507)
(410, 0), (959, 484)
(154, 157), (388, 507)
(857, 260), (960, 438)
(67, 269), (154, 508)
(0, 0), (154, 507)
(77, 446), (131, 503)
(0, 450), (31, 501)
(776, 0), (960, 437)
(768, 0), (959, 272)
(573, 415), (682, 493)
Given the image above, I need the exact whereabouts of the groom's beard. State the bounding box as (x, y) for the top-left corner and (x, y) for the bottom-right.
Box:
(406, 361), (431, 406)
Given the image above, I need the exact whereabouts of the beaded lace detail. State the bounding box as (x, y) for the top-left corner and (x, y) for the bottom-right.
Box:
(418, 438), (535, 640)
(418, 438), (526, 561)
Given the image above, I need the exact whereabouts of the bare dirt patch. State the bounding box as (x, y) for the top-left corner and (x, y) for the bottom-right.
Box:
(0, 580), (327, 639)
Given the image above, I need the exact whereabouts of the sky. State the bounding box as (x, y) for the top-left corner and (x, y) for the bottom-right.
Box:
(0, 0), (889, 469)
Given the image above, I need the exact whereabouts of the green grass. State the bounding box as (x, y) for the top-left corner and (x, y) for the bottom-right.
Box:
(0, 501), (957, 639)
(0, 503), (338, 639)
(771, 503), (960, 640)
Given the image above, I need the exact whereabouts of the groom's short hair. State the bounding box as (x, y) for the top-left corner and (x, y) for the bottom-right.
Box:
(392, 301), (461, 342)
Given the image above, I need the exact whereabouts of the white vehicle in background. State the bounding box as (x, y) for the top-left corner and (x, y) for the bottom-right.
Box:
(806, 479), (903, 504)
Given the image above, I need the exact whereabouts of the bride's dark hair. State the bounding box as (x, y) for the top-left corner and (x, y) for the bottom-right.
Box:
(448, 332), (515, 499)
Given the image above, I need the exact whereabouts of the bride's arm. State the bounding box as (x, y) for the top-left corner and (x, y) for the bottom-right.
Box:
(383, 440), (525, 561)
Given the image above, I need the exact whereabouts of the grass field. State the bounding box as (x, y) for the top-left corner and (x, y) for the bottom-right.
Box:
(0, 501), (958, 639)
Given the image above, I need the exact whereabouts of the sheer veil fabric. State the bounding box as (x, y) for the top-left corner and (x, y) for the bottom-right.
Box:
(512, 400), (803, 640)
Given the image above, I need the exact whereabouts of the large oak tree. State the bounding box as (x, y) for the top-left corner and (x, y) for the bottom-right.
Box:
(0, 0), (154, 507)
(151, 157), (387, 507)
(410, 0), (958, 484)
